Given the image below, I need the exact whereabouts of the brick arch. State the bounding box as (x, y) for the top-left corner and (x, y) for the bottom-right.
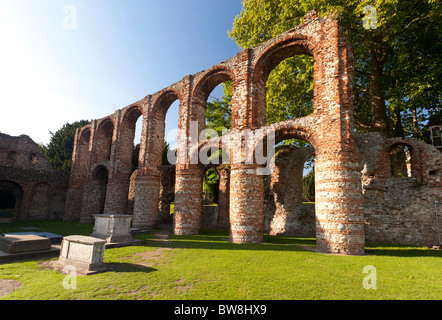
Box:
(119, 104), (144, 171)
(63, 126), (91, 222)
(250, 36), (316, 127)
(192, 67), (235, 105)
(78, 125), (92, 142)
(121, 104), (144, 129)
(76, 126), (91, 171)
(0, 180), (24, 221)
(382, 138), (423, 181)
(266, 144), (316, 235)
(249, 119), (318, 161)
(96, 117), (115, 135)
(94, 117), (115, 163)
(91, 164), (109, 181)
(189, 136), (231, 168)
(253, 37), (315, 85)
(90, 165), (109, 215)
(151, 89), (181, 122)
(145, 90), (181, 173)
(70, 126), (92, 185)
(191, 66), (235, 132)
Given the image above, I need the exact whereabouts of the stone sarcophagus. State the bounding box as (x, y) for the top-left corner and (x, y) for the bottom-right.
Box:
(90, 214), (134, 243)
(58, 235), (106, 273)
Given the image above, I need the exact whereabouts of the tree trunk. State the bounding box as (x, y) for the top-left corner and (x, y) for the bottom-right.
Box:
(412, 107), (420, 138)
(369, 46), (390, 137)
(392, 107), (405, 138)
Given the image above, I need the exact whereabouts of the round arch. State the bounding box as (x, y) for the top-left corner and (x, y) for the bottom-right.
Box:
(0, 180), (24, 221)
(95, 117), (115, 163)
(384, 139), (421, 180)
(121, 104), (144, 129)
(119, 104), (144, 172)
(188, 135), (231, 168)
(76, 126), (91, 175)
(151, 89), (181, 122)
(91, 165), (109, 215)
(190, 67), (236, 142)
(250, 35), (316, 127)
(192, 67), (236, 105)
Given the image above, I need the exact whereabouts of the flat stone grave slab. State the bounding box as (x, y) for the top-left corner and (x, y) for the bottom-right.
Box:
(0, 234), (52, 254)
(0, 232), (63, 243)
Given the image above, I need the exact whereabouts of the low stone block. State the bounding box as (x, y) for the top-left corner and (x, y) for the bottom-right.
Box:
(58, 235), (106, 273)
(90, 214), (134, 243)
(0, 234), (51, 254)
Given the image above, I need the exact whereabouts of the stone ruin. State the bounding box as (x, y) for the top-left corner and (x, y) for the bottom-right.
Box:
(1, 11), (441, 256)
(0, 133), (69, 222)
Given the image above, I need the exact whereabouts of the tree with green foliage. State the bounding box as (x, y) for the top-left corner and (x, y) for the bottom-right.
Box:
(40, 120), (91, 172)
(203, 167), (220, 204)
(303, 167), (315, 202)
(132, 143), (140, 173)
(162, 141), (173, 166)
(206, 81), (233, 135)
(227, 0), (441, 138)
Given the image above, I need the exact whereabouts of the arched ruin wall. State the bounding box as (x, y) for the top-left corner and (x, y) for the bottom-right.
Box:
(0, 133), (69, 221)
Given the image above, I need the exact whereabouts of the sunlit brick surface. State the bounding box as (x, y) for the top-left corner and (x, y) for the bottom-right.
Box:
(64, 11), (442, 255)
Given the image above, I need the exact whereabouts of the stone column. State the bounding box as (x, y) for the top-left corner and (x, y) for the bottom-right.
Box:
(217, 166), (230, 230)
(103, 173), (131, 215)
(158, 165), (176, 223)
(314, 152), (365, 255)
(229, 164), (265, 243)
(64, 127), (91, 222)
(132, 174), (160, 229)
(173, 165), (203, 235)
(79, 177), (107, 224)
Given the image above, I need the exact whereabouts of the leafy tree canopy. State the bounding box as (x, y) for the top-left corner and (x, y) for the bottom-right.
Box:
(40, 120), (91, 172)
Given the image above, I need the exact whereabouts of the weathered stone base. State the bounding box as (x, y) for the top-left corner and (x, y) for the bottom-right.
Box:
(0, 234), (51, 254)
(57, 235), (107, 274)
(90, 214), (134, 243)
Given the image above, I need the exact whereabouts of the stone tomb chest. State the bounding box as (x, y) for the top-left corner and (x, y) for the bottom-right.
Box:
(58, 235), (106, 274)
(90, 214), (134, 244)
(0, 234), (51, 254)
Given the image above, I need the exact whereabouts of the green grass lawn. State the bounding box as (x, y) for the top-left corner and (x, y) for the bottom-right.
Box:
(0, 221), (441, 300)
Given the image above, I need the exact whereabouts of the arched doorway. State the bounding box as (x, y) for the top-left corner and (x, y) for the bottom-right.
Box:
(0, 180), (24, 222)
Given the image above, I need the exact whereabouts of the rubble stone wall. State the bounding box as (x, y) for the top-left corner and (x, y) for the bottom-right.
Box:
(0, 133), (69, 221)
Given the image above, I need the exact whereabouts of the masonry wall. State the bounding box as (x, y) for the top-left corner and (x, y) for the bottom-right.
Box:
(262, 132), (441, 247)
(356, 132), (442, 247)
(0, 133), (69, 222)
(264, 145), (316, 237)
(61, 11), (439, 255)
(64, 10), (367, 255)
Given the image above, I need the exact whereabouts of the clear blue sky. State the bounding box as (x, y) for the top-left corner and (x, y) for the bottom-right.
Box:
(0, 0), (243, 145)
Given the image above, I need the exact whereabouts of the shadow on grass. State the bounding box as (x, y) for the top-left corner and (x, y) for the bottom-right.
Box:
(0, 221), (94, 237)
(104, 262), (158, 274)
(136, 228), (442, 258)
(2, 221), (440, 258)
(135, 228), (315, 253)
(365, 243), (442, 258)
